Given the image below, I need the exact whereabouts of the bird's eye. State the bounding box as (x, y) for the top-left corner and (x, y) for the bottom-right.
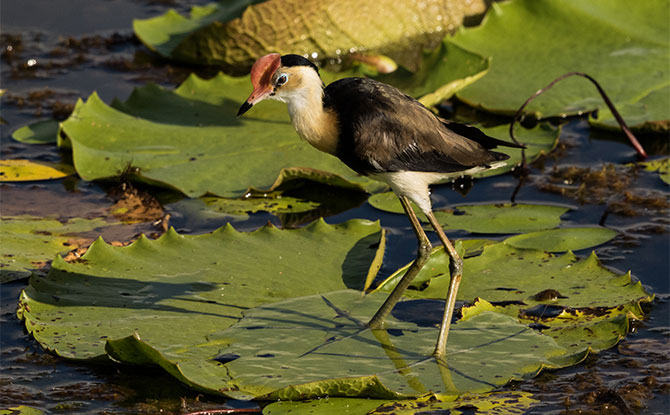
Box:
(276, 73), (288, 86)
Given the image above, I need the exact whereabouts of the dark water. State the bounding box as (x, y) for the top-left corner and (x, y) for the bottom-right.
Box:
(1, 1), (668, 414)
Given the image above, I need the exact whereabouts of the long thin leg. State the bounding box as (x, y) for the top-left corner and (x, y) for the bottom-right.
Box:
(369, 196), (432, 329)
(425, 210), (463, 359)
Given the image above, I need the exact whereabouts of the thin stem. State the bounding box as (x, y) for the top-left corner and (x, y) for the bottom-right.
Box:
(509, 71), (648, 165)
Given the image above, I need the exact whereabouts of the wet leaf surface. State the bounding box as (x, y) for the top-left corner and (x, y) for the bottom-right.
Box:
(203, 290), (572, 399)
(450, 0), (669, 131)
(134, 0), (487, 71)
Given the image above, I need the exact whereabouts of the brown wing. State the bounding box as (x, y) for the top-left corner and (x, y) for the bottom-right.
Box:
(324, 77), (514, 175)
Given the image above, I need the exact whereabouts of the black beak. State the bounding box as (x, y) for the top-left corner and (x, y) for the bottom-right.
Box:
(237, 101), (253, 118)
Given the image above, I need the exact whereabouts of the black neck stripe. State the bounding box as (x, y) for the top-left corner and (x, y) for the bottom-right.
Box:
(280, 54), (319, 74)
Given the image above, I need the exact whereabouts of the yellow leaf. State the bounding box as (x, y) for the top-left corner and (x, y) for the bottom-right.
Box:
(0, 159), (75, 181)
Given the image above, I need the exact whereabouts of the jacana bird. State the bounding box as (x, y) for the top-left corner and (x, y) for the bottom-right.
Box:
(237, 53), (524, 358)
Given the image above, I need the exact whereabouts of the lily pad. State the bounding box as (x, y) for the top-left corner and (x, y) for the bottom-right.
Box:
(634, 157), (670, 185)
(0, 216), (110, 282)
(60, 75), (381, 197)
(504, 227), (618, 252)
(18, 219), (384, 364)
(194, 291), (563, 400)
(134, 0), (486, 71)
(0, 406), (44, 415)
(450, 0), (669, 130)
(181, 290), (586, 399)
(377, 242), (652, 317)
(461, 298), (629, 361)
(263, 391), (538, 414)
(591, 85), (670, 133)
(0, 159), (75, 182)
(11, 119), (59, 144)
(368, 196), (569, 234)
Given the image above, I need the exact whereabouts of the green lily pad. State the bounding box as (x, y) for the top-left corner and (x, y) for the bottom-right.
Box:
(634, 157), (670, 185)
(202, 195), (320, 215)
(461, 298), (629, 362)
(18, 219), (384, 365)
(11, 119), (59, 144)
(450, 0), (669, 130)
(377, 242), (652, 317)
(0, 406), (44, 415)
(0, 216), (111, 282)
(369, 196), (569, 234)
(173, 290), (586, 399)
(0, 159), (75, 182)
(374, 41), (490, 108)
(134, 0), (486, 71)
(504, 227), (618, 252)
(591, 85), (670, 133)
(263, 391), (538, 414)
(60, 75), (381, 198)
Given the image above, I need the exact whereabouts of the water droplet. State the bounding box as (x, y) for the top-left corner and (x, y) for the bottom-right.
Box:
(26, 58), (37, 67)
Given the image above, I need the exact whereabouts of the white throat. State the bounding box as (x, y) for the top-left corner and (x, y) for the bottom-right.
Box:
(272, 68), (338, 155)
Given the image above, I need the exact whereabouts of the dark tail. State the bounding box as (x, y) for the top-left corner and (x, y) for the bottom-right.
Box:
(442, 120), (526, 150)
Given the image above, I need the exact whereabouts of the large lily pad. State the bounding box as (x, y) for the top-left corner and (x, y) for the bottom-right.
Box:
(18, 219), (384, 364)
(368, 196), (570, 234)
(450, 0), (669, 131)
(377, 242), (651, 317)
(164, 290), (594, 399)
(263, 391), (537, 414)
(60, 75), (381, 198)
(0, 216), (111, 282)
(134, 0), (486, 71)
